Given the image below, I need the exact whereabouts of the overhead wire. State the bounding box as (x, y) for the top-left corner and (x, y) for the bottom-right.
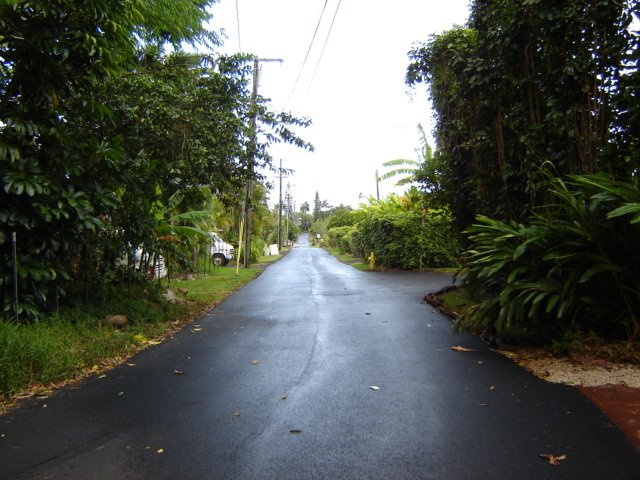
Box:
(307, 0), (342, 92)
(285, 0), (330, 107)
(235, 0), (242, 51)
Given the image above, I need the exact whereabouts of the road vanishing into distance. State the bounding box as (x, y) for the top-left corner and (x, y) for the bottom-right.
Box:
(2, 234), (640, 479)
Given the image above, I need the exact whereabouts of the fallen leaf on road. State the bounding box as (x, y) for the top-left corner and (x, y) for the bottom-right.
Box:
(174, 369), (185, 375)
(98, 374), (107, 379)
(451, 346), (476, 352)
(539, 454), (566, 466)
(479, 403), (488, 407)
(251, 360), (259, 365)
(127, 363), (136, 367)
(289, 429), (302, 434)
(369, 386), (381, 390)
(157, 448), (164, 454)
(117, 391), (124, 396)
(489, 385), (496, 391)
(233, 411), (241, 417)
(191, 328), (203, 332)
(281, 394), (288, 400)
(148, 340), (161, 345)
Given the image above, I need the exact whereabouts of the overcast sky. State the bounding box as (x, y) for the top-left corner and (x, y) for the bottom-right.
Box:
(207, 0), (471, 209)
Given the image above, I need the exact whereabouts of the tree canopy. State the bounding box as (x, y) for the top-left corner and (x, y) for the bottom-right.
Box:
(407, 1), (640, 344)
(407, 0), (639, 229)
(0, 0), (311, 319)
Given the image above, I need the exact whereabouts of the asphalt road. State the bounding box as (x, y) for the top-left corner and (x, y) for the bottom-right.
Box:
(2, 234), (639, 479)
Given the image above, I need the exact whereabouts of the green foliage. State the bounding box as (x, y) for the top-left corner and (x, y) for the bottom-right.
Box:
(0, 266), (261, 399)
(312, 191), (331, 222)
(378, 158), (422, 186)
(321, 190), (463, 269)
(0, 289), (180, 397)
(287, 221), (301, 242)
(356, 209), (461, 270)
(249, 237), (265, 263)
(378, 124), (436, 190)
(0, 3), (312, 319)
(326, 226), (358, 255)
(458, 174), (640, 343)
(407, 1), (638, 229)
(326, 206), (361, 229)
(171, 265), (258, 304)
(136, 0), (220, 48)
(310, 216), (330, 244)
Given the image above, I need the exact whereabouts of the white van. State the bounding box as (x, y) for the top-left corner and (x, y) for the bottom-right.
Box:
(210, 232), (235, 266)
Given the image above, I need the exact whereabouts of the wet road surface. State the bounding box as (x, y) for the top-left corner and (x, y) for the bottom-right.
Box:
(2, 234), (640, 479)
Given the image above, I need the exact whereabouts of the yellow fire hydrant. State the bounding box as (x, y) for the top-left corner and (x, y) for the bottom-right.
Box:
(368, 251), (376, 271)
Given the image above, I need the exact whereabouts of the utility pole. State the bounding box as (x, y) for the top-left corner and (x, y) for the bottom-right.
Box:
(278, 158), (283, 250)
(375, 169), (380, 200)
(243, 57), (282, 268)
(285, 182), (293, 247)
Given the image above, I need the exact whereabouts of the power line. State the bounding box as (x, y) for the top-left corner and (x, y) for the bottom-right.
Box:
(235, 0), (242, 51)
(308, 0), (341, 91)
(285, 0), (329, 106)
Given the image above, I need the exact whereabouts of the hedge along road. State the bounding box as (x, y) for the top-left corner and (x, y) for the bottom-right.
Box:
(1, 234), (639, 480)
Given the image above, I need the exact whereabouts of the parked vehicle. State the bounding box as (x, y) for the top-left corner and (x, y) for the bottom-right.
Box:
(210, 232), (235, 266)
(117, 247), (167, 279)
(135, 249), (167, 279)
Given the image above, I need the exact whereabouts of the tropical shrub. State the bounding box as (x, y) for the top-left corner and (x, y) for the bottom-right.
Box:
(458, 174), (640, 344)
(326, 208), (363, 229)
(326, 226), (358, 254)
(357, 209), (461, 270)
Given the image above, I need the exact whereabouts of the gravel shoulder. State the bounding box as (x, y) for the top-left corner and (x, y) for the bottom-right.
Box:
(500, 349), (640, 388)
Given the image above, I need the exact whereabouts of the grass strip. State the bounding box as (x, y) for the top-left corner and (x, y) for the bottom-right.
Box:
(0, 259), (279, 408)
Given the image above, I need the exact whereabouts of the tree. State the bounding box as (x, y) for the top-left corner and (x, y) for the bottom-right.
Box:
(407, 0), (637, 230)
(407, 1), (640, 345)
(312, 191), (330, 222)
(0, 1), (312, 319)
(298, 202), (312, 231)
(1, 0), (153, 317)
(378, 124), (433, 186)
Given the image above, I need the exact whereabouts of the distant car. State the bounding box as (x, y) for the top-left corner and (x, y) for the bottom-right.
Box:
(210, 232), (235, 266)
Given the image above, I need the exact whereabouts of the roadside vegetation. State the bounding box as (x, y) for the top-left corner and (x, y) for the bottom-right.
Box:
(0, 0), (311, 325)
(412, 0), (640, 353)
(317, 191), (462, 272)
(0, 1), (305, 404)
(0, 258), (286, 406)
(2, 0), (640, 405)
(319, 1), (640, 356)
